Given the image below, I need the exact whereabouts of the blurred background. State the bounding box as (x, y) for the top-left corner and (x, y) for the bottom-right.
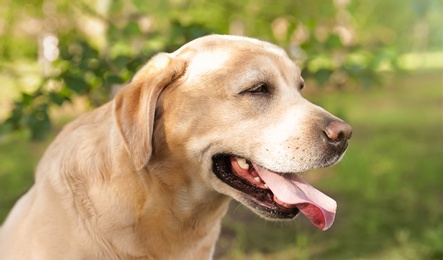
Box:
(0, 0), (442, 259)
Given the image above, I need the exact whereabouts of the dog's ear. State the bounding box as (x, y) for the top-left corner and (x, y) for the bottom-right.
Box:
(113, 53), (187, 171)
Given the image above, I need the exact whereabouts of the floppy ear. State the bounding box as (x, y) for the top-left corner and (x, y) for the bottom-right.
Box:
(113, 53), (187, 171)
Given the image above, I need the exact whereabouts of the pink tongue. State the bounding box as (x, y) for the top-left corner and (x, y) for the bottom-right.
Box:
(253, 164), (336, 231)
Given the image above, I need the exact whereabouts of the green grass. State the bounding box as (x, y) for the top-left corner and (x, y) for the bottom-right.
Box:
(0, 136), (49, 219)
(1, 71), (442, 259)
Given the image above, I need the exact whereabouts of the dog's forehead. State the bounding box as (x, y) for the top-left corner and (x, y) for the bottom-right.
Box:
(173, 35), (301, 85)
(174, 35), (287, 56)
(185, 49), (233, 80)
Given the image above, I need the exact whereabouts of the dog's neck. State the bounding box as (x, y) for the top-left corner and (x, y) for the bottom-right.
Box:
(94, 161), (230, 258)
(35, 105), (231, 259)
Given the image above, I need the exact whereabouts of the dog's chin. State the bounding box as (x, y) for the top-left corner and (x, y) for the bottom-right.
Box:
(211, 154), (300, 220)
(320, 144), (349, 169)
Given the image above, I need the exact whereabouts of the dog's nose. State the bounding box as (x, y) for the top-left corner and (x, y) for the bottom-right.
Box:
(323, 121), (353, 146)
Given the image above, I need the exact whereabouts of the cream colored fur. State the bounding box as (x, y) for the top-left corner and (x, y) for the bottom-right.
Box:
(0, 35), (348, 259)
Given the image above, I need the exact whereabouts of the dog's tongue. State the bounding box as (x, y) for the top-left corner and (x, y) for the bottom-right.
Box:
(253, 164), (336, 231)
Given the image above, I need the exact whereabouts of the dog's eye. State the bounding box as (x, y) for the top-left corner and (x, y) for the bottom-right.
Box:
(245, 83), (270, 95)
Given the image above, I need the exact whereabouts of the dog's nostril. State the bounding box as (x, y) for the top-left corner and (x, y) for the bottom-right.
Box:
(336, 132), (345, 142)
(323, 121), (353, 144)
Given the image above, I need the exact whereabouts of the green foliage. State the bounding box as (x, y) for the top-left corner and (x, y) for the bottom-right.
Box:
(0, 0), (440, 139)
(1, 17), (212, 139)
(1, 87), (51, 140)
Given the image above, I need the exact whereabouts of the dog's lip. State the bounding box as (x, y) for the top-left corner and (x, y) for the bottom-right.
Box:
(212, 154), (300, 219)
(213, 154), (337, 231)
(229, 157), (299, 210)
(229, 156), (270, 190)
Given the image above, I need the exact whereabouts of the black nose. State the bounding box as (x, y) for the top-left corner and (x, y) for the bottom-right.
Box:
(323, 120), (353, 147)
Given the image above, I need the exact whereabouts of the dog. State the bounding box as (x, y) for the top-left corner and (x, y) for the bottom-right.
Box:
(0, 35), (352, 259)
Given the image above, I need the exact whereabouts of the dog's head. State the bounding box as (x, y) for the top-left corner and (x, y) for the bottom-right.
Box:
(113, 35), (352, 230)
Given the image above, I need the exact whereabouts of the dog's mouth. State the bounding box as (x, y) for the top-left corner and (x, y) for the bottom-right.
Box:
(212, 154), (337, 231)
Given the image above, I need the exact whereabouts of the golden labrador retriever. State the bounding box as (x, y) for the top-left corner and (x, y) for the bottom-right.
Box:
(0, 35), (352, 259)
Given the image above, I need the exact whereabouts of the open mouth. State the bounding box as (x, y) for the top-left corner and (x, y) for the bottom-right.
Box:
(212, 154), (299, 219)
(212, 154), (337, 231)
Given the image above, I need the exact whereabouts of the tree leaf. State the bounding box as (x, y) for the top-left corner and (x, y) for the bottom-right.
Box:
(63, 74), (89, 94)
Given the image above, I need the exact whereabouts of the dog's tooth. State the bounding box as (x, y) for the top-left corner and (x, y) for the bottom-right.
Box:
(236, 157), (249, 170)
(253, 177), (261, 183)
(263, 183), (269, 189)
